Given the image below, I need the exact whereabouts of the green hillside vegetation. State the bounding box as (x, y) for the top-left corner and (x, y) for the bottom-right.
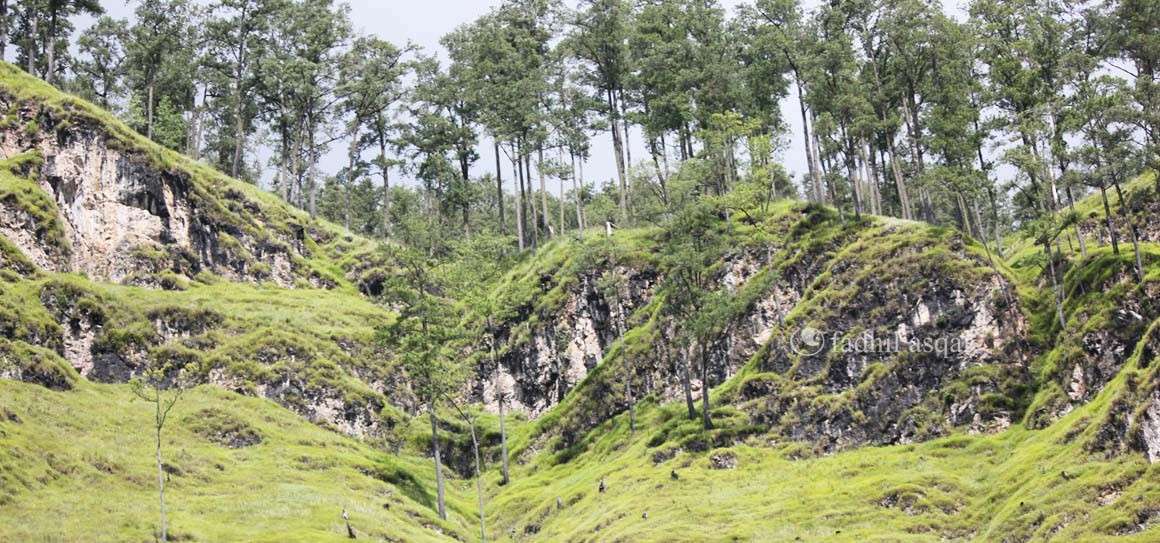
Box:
(2, 5), (1160, 540)
(0, 379), (474, 543)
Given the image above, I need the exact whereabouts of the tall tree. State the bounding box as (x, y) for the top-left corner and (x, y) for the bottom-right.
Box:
(126, 0), (196, 146)
(72, 16), (129, 110)
(338, 36), (410, 231)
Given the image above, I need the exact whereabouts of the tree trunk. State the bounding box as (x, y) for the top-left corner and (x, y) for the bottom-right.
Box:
(681, 342), (695, 420)
(988, 187), (1004, 258)
(27, 10), (37, 74)
(308, 136), (318, 220)
(380, 147), (391, 236)
(1113, 181), (1145, 281)
(557, 147), (565, 234)
(525, 151), (538, 248)
(345, 126), (359, 231)
(572, 151), (583, 237)
(147, 84), (155, 140)
(1044, 238), (1066, 330)
(513, 145), (525, 251)
(0, 0), (8, 61)
(538, 146), (550, 239)
(155, 394), (168, 542)
(1066, 187), (1087, 259)
(469, 419), (486, 543)
(699, 341), (712, 430)
(495, 141), (505, 235)
(888, 138), (912, 221)
(795, 78), (823, 204)
(1099, 183), (1120, 255)
(429, 405), (447, 520)
(608, 89), (628, 224)
(619, 89), (635, 223)
(45, 10), (57, 83)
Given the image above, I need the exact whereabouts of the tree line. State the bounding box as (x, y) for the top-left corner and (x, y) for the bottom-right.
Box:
(8, 0), (1157, 257)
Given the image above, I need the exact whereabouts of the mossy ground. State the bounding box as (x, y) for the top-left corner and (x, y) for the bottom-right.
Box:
(0, 378), (478, 543)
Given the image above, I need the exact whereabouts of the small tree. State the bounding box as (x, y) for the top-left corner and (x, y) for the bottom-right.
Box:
(378, 245), (463, 521)
(660, 198), (725, 429)
(130, 348), (198, 543)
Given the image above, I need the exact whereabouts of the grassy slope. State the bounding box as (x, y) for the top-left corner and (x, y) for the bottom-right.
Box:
(0, 65), (464, 541)
(482, 186), (1160, 541)
(0, 379), (478, 543)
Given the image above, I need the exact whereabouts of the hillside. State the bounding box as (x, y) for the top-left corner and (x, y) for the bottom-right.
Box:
(1, 62), (1159, 543)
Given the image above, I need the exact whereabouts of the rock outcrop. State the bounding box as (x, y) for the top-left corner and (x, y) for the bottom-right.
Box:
(0, 95), (334, 289)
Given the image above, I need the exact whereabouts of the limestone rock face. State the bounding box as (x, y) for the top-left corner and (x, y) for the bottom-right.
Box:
(0, 107), (321, 289)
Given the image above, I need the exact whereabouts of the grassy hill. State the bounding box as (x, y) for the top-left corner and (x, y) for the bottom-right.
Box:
(1, 61), (1159, 543)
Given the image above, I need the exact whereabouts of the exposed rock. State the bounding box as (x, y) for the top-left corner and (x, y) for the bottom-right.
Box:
(0, 103), (331, 289)
(1139, 393), (1160, 464)
(709, 451), (737, 470)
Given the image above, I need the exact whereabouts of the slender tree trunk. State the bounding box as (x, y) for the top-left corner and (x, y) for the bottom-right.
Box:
(571, 151), (583, 237)
(154, 392), (168, 543)
(1113, 181), (1145, 281)
(608, 89), (628, 224)
(429, 405), (446, 520)
(495, 141), (505, 234)
(557, 147), (565, 234)
(525, 151), (538, 248)
(681, 342), (695, 420)
(795, 78), (823, 204)
(231, 16), (248, 179)
(888, 139), (912, 221)
(468, 419), (486, 543)
(1066, 187), (1087, 259)
(988, 187), (1004, 258)
(147, 84), (156, 140)
(862, 139), (882, 215)
(27, 11), (37, 74)
(1099, 183), (1120, 255)
(45, 11), (57, 83)
(308, 133), (318, 220)
(538, 146), (551, 239)
(619, 89), (635, 223)
(376, 130), (391, 234)
(1044, 238), (1066, 330)
(699, 341), (712, 430)
(513, 145), (525, 251)
(345, 126), (360, 231)
(0, 0), (8, 61)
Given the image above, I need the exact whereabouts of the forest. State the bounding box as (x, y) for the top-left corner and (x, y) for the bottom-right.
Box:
(8, 0), (1157, 257)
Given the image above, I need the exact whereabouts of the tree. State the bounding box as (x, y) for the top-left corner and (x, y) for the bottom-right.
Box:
(378, 244), (464, 521)
(660, 198), (724, 428)
(72, 16), (129, 110)
(204, 0), (280, 180)
(1106, 0), (1160, 170)
(570, 0), (632, 225)
(338, 36), (411, 233)
(130, 348), (199, 543)
(12, 0), (102, 82)
(125, 0), (196, 145)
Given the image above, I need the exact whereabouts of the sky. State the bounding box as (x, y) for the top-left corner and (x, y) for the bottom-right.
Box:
(77, 0), (965, 196)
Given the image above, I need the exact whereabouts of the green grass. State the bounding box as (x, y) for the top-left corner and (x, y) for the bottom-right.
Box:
(0, 379), (475, 543)
(487, 362), (1159, 542)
